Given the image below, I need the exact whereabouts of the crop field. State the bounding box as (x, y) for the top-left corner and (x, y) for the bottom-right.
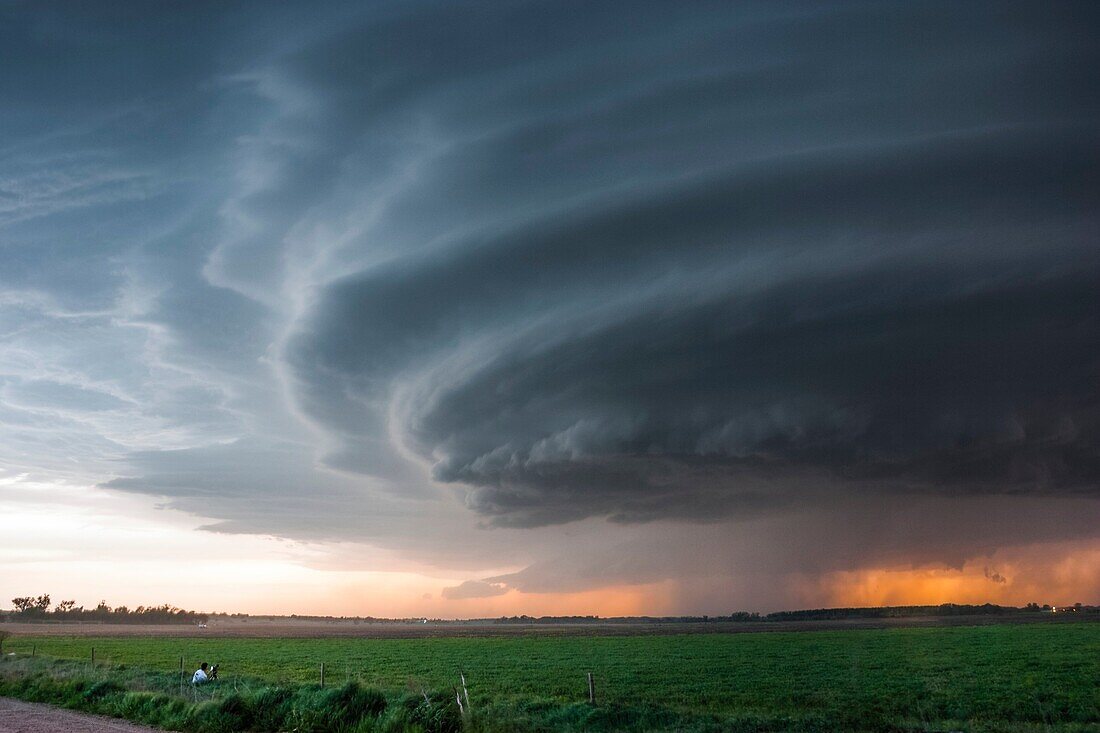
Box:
(3, 621), (1098, 731)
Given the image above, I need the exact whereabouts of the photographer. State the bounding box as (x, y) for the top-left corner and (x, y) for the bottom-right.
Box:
(191, 662), (216, 684)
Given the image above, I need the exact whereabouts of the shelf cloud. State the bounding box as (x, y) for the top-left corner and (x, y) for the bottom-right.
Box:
(2, 0), (1097, 611)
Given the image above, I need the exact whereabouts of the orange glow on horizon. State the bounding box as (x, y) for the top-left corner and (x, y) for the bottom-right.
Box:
(801, 539), (1100, 609)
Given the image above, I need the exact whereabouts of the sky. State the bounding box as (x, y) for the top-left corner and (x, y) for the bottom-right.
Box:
(1, 0), (1097, 617)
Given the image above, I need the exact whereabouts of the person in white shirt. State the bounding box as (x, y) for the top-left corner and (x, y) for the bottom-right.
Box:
(192, 662), (210, 684)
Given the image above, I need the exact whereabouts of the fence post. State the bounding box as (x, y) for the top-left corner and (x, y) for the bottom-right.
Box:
(31, 644), (35, 657)
(587, 671), (595, 704)
(179, 656), (184, 696)
(91, 647), (95, 664)
(320, 662), (325, 688)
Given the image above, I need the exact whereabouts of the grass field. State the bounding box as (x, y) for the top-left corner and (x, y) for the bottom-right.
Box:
(2, 621), (1098, 731)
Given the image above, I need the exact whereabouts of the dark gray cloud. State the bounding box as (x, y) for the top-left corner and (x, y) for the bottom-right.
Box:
(279, 2), (1100, 526)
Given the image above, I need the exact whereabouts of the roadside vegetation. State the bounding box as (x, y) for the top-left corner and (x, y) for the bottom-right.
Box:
(1, 622), (1097, 731)
(0, 655), (455, 733)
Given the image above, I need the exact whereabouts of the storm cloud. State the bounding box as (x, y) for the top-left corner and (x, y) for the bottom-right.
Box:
(2, 0), (1098, 609)
(278, 2), (1100, 526)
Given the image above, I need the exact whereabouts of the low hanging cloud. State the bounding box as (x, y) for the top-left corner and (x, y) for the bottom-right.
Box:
(441, 580), (509, 601)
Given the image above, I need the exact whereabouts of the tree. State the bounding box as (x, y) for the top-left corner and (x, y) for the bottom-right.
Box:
(8, 596), (206, 625)
(11, 594), (50, 617)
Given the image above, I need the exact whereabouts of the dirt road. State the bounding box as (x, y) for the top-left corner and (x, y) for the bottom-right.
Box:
(0, 698), (157, 733)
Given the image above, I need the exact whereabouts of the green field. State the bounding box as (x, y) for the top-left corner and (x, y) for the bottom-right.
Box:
(3, 622), (1099, 731)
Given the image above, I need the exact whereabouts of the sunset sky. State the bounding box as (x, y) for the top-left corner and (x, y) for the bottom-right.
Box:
(1, 1), (1097, 617)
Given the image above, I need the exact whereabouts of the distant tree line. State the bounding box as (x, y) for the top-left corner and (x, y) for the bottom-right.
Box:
(494, 613), (764, 624)
(493, 604), (1085, 624)
(4, 594), (207, 624)
(763, 603), (1045, 621)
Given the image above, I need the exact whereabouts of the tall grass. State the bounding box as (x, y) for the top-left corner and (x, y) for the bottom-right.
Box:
(0, 655), (459, 733)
